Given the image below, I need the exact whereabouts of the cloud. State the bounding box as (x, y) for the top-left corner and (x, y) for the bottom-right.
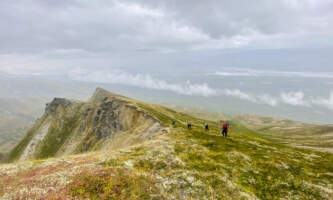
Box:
(141, 0), (333, 47)
(210, 72), (255, 77)
(68, 69), (320, 108)
(69, 68), (333, 111)
(223, 89), (257, 102)
(69, 69), (217, 97)
(222, 89), (279, 106)
(221, 89), (332, 108)
(210, 68), (333, 79)
(311, 92), (333, 110)
(0, 0), (211, 54)
(0, 0), (332, 75)
(280, 91), (310, 106)
(0, 0), (333, 55)
(257, 95), (279, 106)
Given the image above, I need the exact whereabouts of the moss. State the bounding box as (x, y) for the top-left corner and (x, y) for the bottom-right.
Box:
(174, 144), (186, 153)
(102, 159), (125, 167)
(134, 159), (167, 171)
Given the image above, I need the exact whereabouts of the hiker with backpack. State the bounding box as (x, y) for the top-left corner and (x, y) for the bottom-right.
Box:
(222, 121), (230, 138)
(204, 123), (209, 131)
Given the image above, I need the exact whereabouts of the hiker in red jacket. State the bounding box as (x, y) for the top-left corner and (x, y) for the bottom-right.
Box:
(222, 122), (230, 138)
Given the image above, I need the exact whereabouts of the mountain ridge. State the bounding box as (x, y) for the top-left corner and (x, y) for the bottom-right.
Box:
(8, 88), (163, 162)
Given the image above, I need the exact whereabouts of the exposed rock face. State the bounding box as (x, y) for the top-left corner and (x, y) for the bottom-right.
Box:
(19, 121), (51, 161)
(9, 88), (162, 161)
(45, 98), (72, 114)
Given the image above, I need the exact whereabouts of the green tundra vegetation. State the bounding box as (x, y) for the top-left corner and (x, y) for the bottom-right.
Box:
(67, 101), (333, 199)
(0, 91), (332, 199)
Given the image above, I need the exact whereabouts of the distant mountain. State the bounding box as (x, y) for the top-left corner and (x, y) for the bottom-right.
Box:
(233, 114), (333, 153)
(0, 97), (45, 153)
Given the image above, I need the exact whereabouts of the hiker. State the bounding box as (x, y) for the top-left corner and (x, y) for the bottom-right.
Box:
(187, 123), (192, 129)
(222, 121), (230, 138)
(172, 120), (176, 125)
(205, 123), (209, 131)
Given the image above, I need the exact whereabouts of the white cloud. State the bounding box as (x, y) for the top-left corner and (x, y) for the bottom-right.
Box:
(221, 89), (332, 108)
(222, 89), (279, 106)
(258, 95), (279, 106)
(69, 69), (333, 111)
(116, 1), (164, 18)
(210, 72), (254, 77)
(68, 69), (318, 108)
(311, 92), (333, 110)
(210, 68), (333, 79)
(280, 91), (310, 106)
(69, 69), (217, 97)
(223, 89), (257, 102)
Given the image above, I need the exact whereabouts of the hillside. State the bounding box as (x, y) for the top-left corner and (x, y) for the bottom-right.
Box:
(0, 88), (332, 199)
(233, 115), (333, 153)
(0, 98), (45, 153)
(7, 88), (162, 162)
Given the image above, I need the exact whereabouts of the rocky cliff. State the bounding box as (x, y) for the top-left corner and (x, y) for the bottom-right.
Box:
(8, 88), (162, 161)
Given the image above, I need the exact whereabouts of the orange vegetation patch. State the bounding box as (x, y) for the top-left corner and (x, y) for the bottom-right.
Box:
(67, 167), (163, 200)
(1, 161), (72, 187)
(0, 160), (95, 199)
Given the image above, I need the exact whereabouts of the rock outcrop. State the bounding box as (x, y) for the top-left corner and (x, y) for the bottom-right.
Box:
(45, 98), (72, 114)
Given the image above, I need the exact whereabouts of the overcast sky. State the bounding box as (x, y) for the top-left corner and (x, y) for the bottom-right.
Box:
(0, 0), (333, 75)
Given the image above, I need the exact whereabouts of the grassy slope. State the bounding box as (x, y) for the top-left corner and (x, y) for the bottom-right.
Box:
(138, 103), (333, 199)
(36, 109), (81, 159)
(1, 100), (332, 199)
(233, 115), (333, 152)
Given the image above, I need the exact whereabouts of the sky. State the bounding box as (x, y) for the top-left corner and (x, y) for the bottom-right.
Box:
(0, 0), (332, 75)
(0, 0), (333, 123)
